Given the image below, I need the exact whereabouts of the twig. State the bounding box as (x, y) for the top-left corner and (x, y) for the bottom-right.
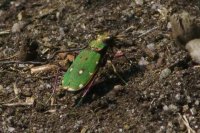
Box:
(193, 65), (200, 68)
(0, 61), (46, 65)
(48, 45), (87, 60)
(0, 30), (10, 35)
(31, 64), (58, 74)
(31, 75), (56, 80)
(137, 26), (158, 38)
(178, 113), (196, 133)
(2, 102), (33, 107)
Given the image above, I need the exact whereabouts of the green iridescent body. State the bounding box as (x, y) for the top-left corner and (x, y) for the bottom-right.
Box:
(62, 34), (110, 91)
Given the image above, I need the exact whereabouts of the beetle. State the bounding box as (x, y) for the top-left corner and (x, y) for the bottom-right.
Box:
(62, 33), (117, 102)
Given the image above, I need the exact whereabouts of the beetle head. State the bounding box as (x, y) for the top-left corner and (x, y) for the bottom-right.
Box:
(89, 33), (114, 51)
(97, 33), (111, 42)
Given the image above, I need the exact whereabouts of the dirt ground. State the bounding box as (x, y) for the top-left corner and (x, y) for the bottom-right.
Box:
(0, 0), (200, 132)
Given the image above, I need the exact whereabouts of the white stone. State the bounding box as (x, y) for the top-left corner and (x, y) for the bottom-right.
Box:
(186, 39), (200, 64)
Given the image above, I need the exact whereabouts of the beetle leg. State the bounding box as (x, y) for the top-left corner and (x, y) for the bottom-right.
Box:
(107, 60), (127, 85)
(76, 76), (97, 106)
(111, 63), (127, 85)
(110, 48), (133, 64)
(106, 50), (128, 85)
(115, 51), (133, 64)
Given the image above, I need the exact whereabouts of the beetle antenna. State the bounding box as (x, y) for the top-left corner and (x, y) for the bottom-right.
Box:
(109, 60), (127, 85)
(115, 34), (126, 40)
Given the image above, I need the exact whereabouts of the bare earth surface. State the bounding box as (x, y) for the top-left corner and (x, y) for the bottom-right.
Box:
(0, 0), (200, 132)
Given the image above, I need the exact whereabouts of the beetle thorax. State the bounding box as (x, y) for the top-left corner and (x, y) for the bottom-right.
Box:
(89, 40), (107, 51)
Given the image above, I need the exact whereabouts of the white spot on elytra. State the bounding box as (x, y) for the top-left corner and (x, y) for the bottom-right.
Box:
(63, 86), (69, 90)
(96, 61), (98, 64)
(70, 68), (73, 72)
(79, 84), (83, 88)
(79, 70), (83, 74)
(68, 88), (73, 91)
(89, 72), (93, 76)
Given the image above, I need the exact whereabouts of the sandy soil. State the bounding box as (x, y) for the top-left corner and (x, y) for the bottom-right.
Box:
(0, 0), (200, 132)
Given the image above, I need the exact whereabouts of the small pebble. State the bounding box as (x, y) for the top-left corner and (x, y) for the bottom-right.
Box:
(156, 126), (166, 133)
(56, 12), (60, 20)
(119, 128), (123, 132)
(138, 57), (149, 66)
(135, 0), (144, 5)
(11, 21), (26, 33)
(114, 85), (123, 91)
(8, 127), (15, 132)
(196, 84), (200, 88)
(163, 105), (169, 111)
(175, 93), (181, 101)
(18, 64), (26, 68)
(147, 43), (155, 51)
(151, 3), (161, 10)
(194, 125), (199, 129)
(168, 104), (179, 112)
(186, 96), (192, 103)
(74, 120), (83, 129)
(176, 82), (181, 86)
(5, 86), (12, 93)
(159, 68), (171, 80)
(17, 11), (23, 21)
(182, 105), (189, 112)
(188, 116), (195, 122)
(195, 100), (199, 105)
(57, 27), (65, 40)
(97, 128), (103, 132)
(124, 124), (130, 130)
(190, 107), (197, 115)
(167, 22), (172, 30)
(32, 127), (37, 131)
(37, 129), (43, 133)
(0, 85), (3, 93)
(0, 10), (4, 17)
(44, 83), (52, 89)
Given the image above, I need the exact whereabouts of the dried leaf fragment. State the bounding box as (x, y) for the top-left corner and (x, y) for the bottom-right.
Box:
(66, 54), (74, 62)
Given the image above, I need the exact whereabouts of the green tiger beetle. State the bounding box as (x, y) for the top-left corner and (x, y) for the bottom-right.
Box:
(62, 33), (127, 105)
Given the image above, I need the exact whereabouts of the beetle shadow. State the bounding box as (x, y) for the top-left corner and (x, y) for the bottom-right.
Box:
(74, 78), (119, 105)
(75, 63), (143, 105)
